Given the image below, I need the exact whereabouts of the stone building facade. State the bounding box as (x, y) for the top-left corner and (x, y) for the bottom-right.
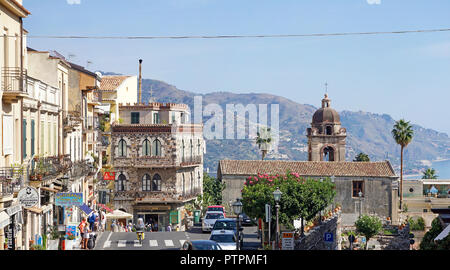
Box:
(111, 103), (204, 231)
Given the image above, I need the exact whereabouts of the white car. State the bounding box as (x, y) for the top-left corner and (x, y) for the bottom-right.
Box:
(209, 230), (237, 250)
(202, 211), (224, 233)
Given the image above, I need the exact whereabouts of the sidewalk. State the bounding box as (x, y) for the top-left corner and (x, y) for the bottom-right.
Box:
(72, 230), (104, 250)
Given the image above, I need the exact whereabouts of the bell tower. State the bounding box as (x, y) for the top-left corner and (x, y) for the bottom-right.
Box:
(307, 94), (346, 161)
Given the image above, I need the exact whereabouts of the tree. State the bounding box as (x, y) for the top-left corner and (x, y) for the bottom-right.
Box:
(256, 127), (272, 160)
(241, 172), (336, 234)
(353, 152), (370, 162)
(422, 168), (438, 179)
(355, 215), (382, 250)
(420, 217), (450, 250)
(197, 173), (225, 214)
(391, 119), (414, 210)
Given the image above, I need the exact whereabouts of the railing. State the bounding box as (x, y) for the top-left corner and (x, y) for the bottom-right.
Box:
(71, 160), (95, 178)
(29, 155), (72, 181)
(63, 111), (82, 128)
(2, 67), (27, 93)
(0, 167), (24, 196)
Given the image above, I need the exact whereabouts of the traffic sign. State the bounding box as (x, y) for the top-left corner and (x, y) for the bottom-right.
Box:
(103, 171), (115, 180)
(282, 232), (295, 250)
(18, 187), (39, 208)
(324, 232), (334, 242)
(265, 204), (271, 222)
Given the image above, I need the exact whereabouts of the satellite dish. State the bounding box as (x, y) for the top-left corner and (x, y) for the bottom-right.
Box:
(95, 71), (103, 78)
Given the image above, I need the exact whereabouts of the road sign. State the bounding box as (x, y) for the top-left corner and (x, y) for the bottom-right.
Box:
(103, 171), (115, 180)
(282, 232), (295, 250)
(265, 204), (271, 222)
(17, 187), (39, 208)
(55, 193), (83, 207)
(324, 232), (334, 242)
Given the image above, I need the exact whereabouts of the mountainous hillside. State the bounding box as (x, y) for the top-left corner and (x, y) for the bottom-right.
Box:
(139, 78), (450, 175)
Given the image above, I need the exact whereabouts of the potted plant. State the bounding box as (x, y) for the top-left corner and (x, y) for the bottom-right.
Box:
(65, 235), (76, 250)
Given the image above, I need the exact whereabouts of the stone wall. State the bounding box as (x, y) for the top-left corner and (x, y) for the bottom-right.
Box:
(295, 211), (342, 250)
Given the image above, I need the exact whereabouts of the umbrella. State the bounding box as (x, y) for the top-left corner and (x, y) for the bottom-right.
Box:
(430, 186), (439, 194)
(105, 209), (133, 220)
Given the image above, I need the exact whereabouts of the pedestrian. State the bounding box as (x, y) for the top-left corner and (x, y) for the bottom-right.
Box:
(88, 212), (97, 231)
(78, 217), (87, 249)
(111, 220), (118, 232)
(127, 222), (133, 232)
(82, 223), (90, 249)
(154, 222), (158, 232)
(167, 224), (172, 232)
(100, 211), (106, 232)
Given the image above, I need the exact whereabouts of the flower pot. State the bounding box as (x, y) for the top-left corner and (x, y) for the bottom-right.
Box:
(65, 239), (74, 250)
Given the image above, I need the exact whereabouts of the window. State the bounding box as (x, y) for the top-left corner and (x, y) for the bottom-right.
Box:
(152, 139), (161, 156)
(142, 174), (151, 191)
(118, 139), (127, 157)
(352, 181), (364, 197)
(153, 112), (160, 124)
(117, 173), (127, 191)
(142, 139), (151, 156)
(31, 120), (35, 157)
(131, 112), (140, 124)
(171, 112), (176, 123)
(190, 139), (193, 161)
(152, 174), (161, 191)
(326, 126), (332, 135)
(22, 119), (27, 159)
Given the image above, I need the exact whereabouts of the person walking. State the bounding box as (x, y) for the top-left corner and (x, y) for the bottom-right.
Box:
(111, 220), (118, 232)
(82, 223), (90, 250)
(78, 218), (87, 249)
(88, 212), (97, 232)
(127, 222), (133, 232)
(167, 224), (172, 232)
(100, 211), (106, 232)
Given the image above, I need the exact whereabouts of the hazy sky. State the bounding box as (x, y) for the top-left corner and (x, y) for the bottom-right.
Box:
(24, 0), (450, 134)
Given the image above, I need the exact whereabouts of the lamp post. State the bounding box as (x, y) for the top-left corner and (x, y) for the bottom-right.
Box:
(232, 198), (243, 250)
(273, 187), (282, 250)
(358, 191), (363, 217)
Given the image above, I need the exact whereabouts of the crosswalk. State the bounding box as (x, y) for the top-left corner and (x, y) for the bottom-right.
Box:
(103, 239), (188, 249)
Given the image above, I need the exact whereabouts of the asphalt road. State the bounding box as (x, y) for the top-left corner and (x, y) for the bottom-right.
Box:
(94, 224), (261, 250)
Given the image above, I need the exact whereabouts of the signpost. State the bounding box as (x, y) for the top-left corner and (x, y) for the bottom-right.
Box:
(265, 204), (271, 246)
(281, 232), (295, 250)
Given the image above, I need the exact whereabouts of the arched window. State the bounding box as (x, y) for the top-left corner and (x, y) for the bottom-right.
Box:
(152, 139), (162, 156)
(117, 173), (127, 191)
(322, 146), (335, 162)
(326, 126), (333, 135)
(142, 139), (151, 156)
(152, 174), (161, 191)
(142, 174), (151, 191)
(118, 139), (127, 157)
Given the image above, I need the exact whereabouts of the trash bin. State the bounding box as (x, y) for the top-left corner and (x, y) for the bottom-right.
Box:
(194, 210), (200, 224)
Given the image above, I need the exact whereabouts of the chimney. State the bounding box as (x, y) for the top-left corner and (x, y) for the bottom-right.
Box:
(138, 59), (143, 103)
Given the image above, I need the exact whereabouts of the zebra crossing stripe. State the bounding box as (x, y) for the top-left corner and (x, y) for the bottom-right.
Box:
(179, 240), (186, 246)
(149, 240), (158, 247)
(164, 240), (174, 247)
(103, 241), (111, 249)
(118, 240), (127, 247)
(134, 240), (142, 247)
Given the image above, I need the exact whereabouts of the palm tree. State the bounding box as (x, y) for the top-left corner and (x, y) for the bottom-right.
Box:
(353, 152), (370, 162)
(422, 168), (438, 179)
(391, 119), (414, 210)
(256, 127), (272, 161)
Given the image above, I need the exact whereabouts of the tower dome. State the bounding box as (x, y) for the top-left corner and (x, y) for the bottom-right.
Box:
(312, 94), (341, 124)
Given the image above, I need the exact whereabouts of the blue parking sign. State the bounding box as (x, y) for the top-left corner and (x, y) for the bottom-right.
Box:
(324, 232), (334, 242)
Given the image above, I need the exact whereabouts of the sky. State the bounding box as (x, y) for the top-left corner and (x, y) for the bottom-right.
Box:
(23, 0), (450, 134)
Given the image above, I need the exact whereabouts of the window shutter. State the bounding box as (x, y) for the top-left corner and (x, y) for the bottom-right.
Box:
(31, 120), (35, 157)
(22, 119), (27, 159)
(3, 115), (13, 155)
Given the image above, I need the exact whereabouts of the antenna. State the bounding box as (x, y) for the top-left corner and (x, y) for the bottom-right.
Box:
(86, 60), (93, 69)
(149, 84), (156, 103)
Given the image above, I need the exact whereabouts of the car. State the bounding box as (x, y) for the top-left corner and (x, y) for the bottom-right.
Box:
(202, 211), (224, 233)
(211, 218), (244, 246)
(240, 213), (255, 226)
(180, 240), (222, 250)
(209, 230), (238, 250)
(206, 205), (226, 217)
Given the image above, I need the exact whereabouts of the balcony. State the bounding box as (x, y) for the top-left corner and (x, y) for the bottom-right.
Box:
(2, 67), (27, 100)
(63, 111), (82, 133)
(180, 155), (203, 167)
(29, 155), (72, 182)
(0, 167), (25, 197)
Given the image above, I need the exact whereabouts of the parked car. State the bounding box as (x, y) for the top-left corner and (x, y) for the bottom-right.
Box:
(202, 211), (224, 233)
(180, 240), (222, 250)
(209, 230), (237, 250)
(212, 218), (243, 246)
(206, 205), (226, 217)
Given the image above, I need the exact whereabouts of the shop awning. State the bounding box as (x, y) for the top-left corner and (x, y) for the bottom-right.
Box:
(105, 210), (133, 220)
(435, 224), (450, 241)
(25, 206), (44, 214)
(0, 211), (10, 228)
(41, 187), (59, 193)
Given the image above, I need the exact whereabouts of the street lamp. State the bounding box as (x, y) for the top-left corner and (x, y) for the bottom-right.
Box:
(232, 198), (243, 250)
(273, 187), (282, 250)
(358, 191), (363, 217)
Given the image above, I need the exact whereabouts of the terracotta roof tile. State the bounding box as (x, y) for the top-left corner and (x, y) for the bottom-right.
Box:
(100, 76), (131, 91)
(218, 160), (397, 178)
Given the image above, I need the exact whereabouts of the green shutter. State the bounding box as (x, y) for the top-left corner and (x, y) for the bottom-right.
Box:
(22, 119), (27, 159)
(31, 120), (35, 157)
(131, 112), (140, 124)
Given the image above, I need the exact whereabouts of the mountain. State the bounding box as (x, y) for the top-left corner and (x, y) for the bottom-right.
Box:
(140, 78), (450, 176)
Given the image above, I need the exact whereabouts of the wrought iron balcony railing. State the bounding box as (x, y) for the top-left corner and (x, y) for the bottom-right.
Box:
(2, 67), (27, 93)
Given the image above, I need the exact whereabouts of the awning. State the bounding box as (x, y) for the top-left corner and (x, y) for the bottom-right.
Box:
(41, 187), (59, 193)
(105, 210), (133, 220)
(0, 211), (10, 228)
(25, 206), (44, 214)
(435, 224), (450, 241)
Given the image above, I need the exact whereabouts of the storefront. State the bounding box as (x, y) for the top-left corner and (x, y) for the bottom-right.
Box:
(133, 203), (185, 231)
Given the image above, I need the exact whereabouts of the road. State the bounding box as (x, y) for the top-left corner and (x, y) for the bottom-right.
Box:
(94, 224), (261, 250)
